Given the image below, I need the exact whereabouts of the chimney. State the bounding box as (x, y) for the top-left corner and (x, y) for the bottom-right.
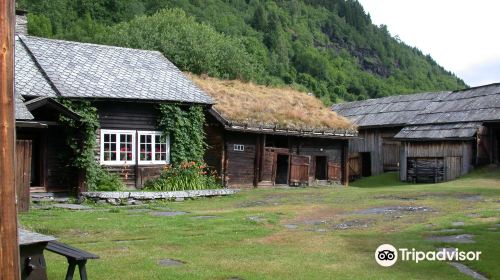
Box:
(15, 9), (28, 35)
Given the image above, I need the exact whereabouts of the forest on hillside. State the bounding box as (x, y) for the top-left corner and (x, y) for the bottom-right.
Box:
(18, 0), (467, 104)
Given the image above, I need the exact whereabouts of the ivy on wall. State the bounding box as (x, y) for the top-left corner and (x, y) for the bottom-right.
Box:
(157, 104), (206, 166)
(59, 99), (123, 191)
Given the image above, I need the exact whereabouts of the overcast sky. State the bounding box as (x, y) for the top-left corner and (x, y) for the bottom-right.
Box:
(357, 0), (500, 87)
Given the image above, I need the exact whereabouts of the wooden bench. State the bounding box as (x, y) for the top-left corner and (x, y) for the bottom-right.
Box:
(45, 240), (99, 280)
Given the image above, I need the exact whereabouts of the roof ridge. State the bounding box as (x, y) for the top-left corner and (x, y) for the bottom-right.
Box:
(451, 82), (500, 93)
(21, 35), (163, 56)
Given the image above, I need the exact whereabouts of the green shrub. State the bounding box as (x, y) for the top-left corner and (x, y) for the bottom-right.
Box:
(144, 161), (221, 191)
(94, 168), (125, 191)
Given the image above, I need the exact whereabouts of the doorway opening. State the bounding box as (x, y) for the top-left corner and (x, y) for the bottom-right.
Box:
(315, 156), (327, 180)
(361, 152), (372, 177)
(275, 154), (289, 184)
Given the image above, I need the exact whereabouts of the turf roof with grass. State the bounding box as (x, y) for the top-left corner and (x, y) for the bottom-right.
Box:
(190, 75), (356, 136)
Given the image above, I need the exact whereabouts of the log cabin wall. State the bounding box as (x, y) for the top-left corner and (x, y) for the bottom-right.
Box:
(94, 101), (163, 188)
(223, 132), (258, 188)
(206, 127), (349, 188)
(204, 114), (225, 180)
(348, 127), (401, 176)
(293, 138), (343, 184)
(400, 141), (473, 182)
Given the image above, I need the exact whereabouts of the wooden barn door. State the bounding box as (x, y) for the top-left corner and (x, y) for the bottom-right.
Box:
(382, 142), (400, 171)
(16, 140), (32, 212)
(327, 162), (341, 182)
(445, 157), (462, 181)
(348, 153), (362, 180)
(289, 155), (310, 186)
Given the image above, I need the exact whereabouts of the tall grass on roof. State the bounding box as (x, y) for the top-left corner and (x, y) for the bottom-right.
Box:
(191, 75), (354, 131)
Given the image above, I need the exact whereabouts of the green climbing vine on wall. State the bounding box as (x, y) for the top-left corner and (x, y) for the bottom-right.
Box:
(143, 103), (221, 191)
(59, 99), (124, 191)
(156, 103), (207, 166)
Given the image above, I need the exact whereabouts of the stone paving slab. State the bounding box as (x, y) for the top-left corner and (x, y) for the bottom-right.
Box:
(53, 204), (92, 210)
(448, 262), (488, 280)
(427, 234), (475, 244)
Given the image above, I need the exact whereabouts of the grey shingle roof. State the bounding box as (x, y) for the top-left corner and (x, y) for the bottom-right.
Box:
(18, 36), (213, 104)
(15, 94), (33, 120)
(394, 122), (482, 140)
(331, 91), (448, 127)
(15, 37), (57, 98)
(409, 84), (500, 125)
(332, 83), (500, 129)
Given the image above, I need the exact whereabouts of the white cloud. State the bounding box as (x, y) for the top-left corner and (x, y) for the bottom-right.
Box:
(358, 0), (500, 86)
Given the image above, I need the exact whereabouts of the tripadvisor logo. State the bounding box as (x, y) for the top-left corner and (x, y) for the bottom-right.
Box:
(375, 244), (398, 267)
(375, 244), (482, 267)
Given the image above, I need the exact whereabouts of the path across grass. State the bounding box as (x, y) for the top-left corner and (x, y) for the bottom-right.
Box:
(20, 167), (500, 279)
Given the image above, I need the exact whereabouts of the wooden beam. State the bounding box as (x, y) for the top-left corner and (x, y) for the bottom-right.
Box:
(341, 140), (349, 186)
(0, 0), (21, 278)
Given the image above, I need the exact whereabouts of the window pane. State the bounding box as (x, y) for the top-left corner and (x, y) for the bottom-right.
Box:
(110, 134), (116, 142)
(104, 134), (110, 142)
(140, 134), (152, 161)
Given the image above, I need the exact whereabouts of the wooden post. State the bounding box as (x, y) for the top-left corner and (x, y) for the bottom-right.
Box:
(341, 140), (349, 186)
(0, 0), (21, 278)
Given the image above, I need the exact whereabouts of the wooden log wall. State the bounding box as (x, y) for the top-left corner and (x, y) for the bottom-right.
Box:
(224, 132), (258, 188)
(46, 126), (78, 191)
(349, 128), (401, 176)
(94, 101), (164, 188)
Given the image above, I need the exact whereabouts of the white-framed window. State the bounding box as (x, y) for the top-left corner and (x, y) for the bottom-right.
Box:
(234, 144), (245, 151)
(100, 129), (135, 165)
(138, 131), (170, 165)
(100, 129), (169, 166)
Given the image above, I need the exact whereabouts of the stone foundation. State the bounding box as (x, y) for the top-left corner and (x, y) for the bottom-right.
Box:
(81, 189), (239, 205)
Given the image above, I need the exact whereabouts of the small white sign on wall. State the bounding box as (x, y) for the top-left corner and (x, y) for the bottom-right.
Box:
(234, 144), (245, 151)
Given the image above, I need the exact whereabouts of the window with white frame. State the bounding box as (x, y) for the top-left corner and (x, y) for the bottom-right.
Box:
(138, 131), (169, 164)
(100, 130), (169, 165)
(100, 130), (135, 165)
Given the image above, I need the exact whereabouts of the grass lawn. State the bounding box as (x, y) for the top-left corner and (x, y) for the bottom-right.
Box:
(20, 166), (500, 279)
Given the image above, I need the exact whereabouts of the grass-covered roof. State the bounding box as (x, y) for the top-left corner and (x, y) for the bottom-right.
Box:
(191, 75), (355, 135)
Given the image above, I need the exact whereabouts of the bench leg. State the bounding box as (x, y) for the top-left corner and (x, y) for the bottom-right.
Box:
(78, 260), (88, 280)
(65, 259), (77, 280)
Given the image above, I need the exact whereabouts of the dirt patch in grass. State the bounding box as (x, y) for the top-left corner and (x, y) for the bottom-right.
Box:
(374, 193), (484, 202)
(354, 206), (432, 215)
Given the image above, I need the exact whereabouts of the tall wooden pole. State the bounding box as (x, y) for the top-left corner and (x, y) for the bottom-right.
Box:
(0, 0), (21, 278)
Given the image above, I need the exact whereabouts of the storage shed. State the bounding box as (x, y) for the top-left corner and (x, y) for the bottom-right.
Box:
(332, 83), (500, 183)
(331, 91), (446, 179)
(193, 76), (357, 188)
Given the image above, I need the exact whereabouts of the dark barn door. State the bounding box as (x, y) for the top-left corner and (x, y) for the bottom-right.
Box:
(16, 140), (32, 212)
(315, 156), (327, 180)
(289, 155), (310, 186)
(275, 154), (289, 184)
(361, 152), (372, 177)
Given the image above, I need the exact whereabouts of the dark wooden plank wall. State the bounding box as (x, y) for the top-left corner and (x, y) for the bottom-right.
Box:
(45, 127), (78, 191)
(400, 141), (473, 182)
(297, 138), (343, 184)
(349, 128), (401, 176)
(204, 115), (225, 178)
(95, 101), (157, 130)
(224, 132), (258, 188)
